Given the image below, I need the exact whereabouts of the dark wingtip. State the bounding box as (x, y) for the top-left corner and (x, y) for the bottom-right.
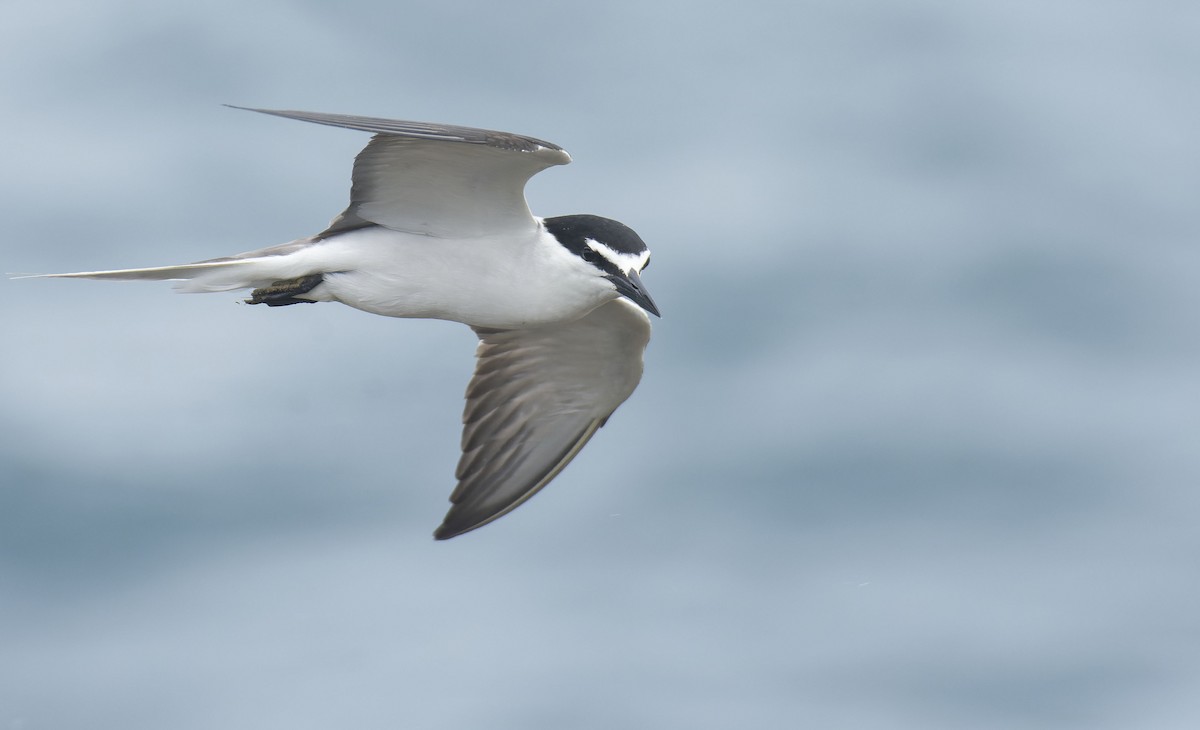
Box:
(432, 521), (467, 541)
(432, 507), (503, 541)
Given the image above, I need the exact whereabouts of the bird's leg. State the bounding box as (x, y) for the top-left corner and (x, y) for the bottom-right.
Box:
(246, 274), (324, 307)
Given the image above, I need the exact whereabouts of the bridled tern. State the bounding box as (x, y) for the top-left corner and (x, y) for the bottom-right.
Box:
(32, 107), (659, 540)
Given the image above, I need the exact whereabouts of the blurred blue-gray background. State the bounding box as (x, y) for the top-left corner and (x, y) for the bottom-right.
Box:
(3, 1), (1198, 728)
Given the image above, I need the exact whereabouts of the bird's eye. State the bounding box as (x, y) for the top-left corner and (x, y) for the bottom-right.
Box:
(581, 248), (599, 264)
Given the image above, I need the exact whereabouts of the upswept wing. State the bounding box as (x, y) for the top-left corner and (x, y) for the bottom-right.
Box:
(230, 106), (572, 239)
(435, 299), (652, 539)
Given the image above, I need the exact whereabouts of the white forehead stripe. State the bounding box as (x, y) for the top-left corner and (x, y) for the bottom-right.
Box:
(585, 239), (651, 272)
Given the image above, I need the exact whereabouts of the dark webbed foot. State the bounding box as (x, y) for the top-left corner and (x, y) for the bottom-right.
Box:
(246, 274), (324, 307)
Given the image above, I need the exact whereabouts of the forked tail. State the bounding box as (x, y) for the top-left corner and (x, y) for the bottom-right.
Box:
(16, 239), (327, 298)
(21, 259), (265, 292)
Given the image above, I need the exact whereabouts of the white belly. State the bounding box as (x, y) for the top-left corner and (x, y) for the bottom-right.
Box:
(289, 226), (615, 329)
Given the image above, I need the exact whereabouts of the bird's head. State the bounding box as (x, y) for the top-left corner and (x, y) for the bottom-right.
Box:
(544, 214), (660, 317)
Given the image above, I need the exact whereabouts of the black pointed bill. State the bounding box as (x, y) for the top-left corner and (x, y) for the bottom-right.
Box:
(607, 268), (660, 317)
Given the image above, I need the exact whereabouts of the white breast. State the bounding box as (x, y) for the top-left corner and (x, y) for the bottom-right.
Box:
(298, 225), (615, 329)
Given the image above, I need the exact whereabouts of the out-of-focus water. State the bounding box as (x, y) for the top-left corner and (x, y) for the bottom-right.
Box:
(3, 1), (1198, 727)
